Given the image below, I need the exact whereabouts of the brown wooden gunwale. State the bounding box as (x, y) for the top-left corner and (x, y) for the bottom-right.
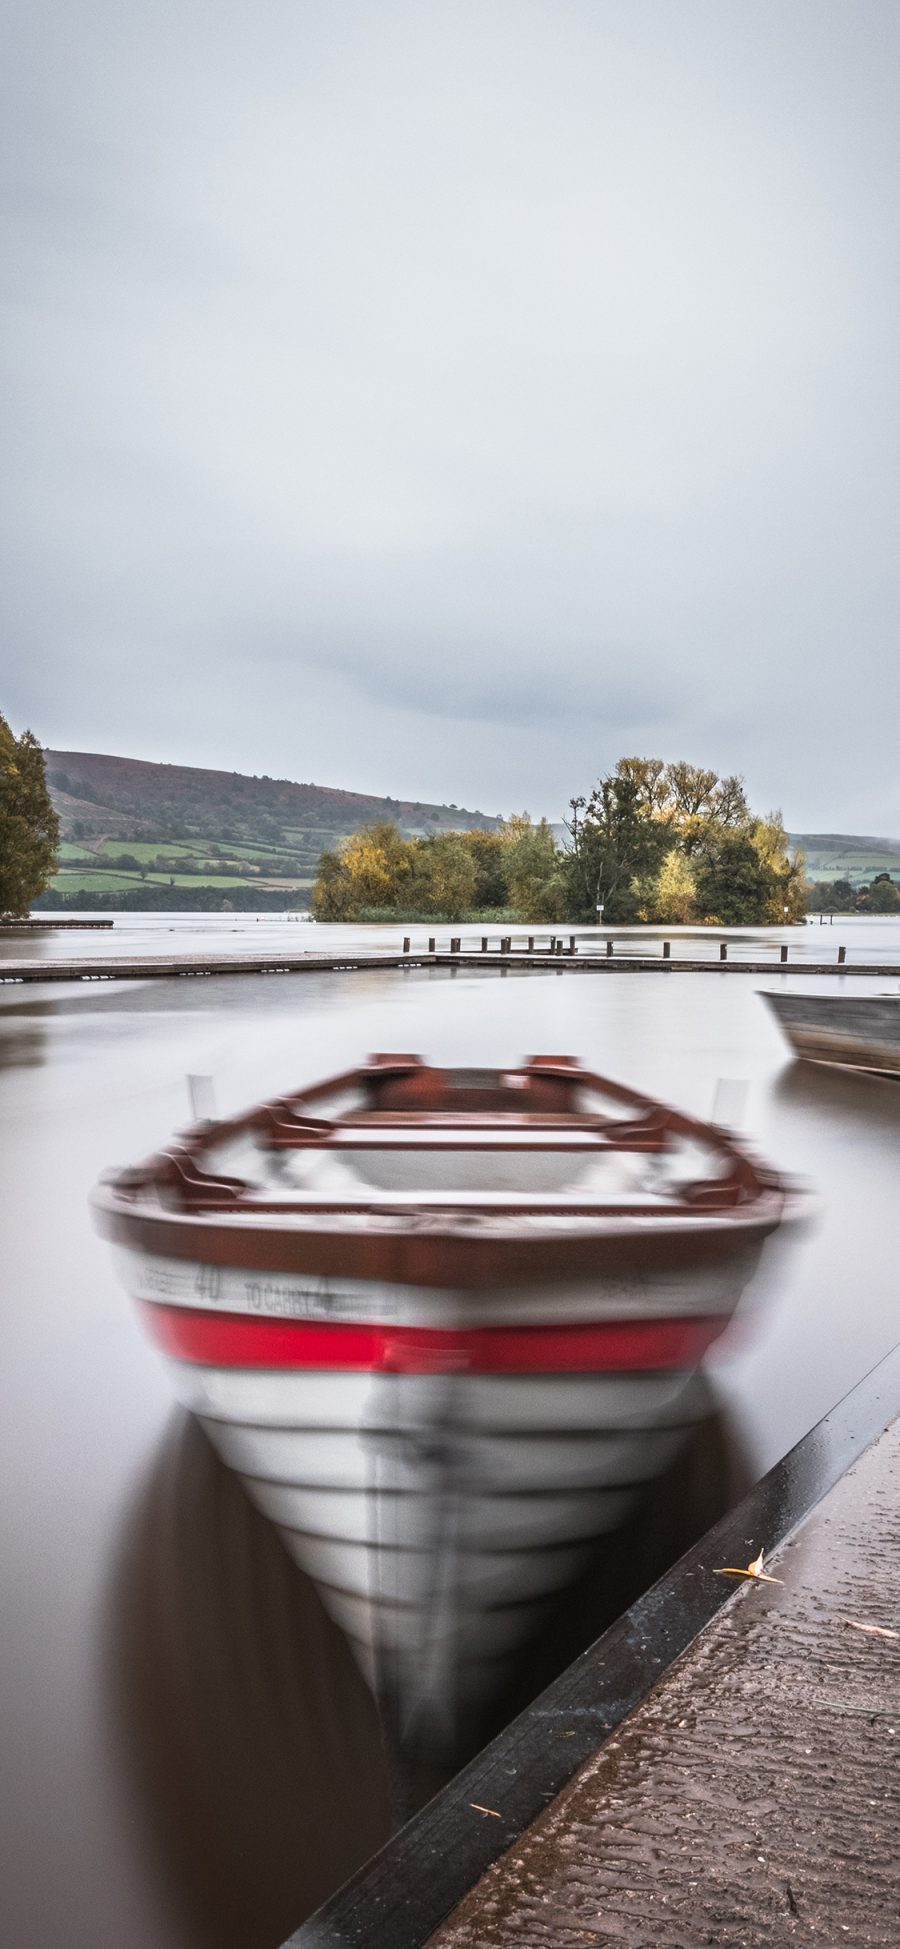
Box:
(93, 1057), (788, 1290)
(263, 1132), (680, 1152)
(151, 1059), (757, 1178)
(98, 1179), (784, 1220)
(91, 1191), (784, 1289)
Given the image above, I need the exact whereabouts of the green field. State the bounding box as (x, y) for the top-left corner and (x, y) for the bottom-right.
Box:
(145, 872), (264, 888)
(90, 836), (312, 874)
(52, 867), (263, 892)
(96, 839), (199, 860)
(52, 870), (146, 892)
(789, 834), (900, 885)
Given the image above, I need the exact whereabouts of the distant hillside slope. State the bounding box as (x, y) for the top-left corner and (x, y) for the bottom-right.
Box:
(39, 749), (499, 909)
(788, 832), (900, 885)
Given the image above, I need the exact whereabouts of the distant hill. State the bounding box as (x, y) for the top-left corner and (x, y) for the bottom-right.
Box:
(39, 749), (500, 910)
(788, 832), (900, 886)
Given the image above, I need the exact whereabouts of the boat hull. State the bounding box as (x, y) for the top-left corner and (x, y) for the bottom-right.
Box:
(112, 1240), (764, 1751)
(764, 991), (900, 1078)
(95, 1053), (797, 1751)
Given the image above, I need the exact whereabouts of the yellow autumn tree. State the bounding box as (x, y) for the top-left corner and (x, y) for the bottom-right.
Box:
(341, 821), (412, 908)
(413, 835), (477, 918)
(750, 813), (807, 923)
(652, 848), (697, 922)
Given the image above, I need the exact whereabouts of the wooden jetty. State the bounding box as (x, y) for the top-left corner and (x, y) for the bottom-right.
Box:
(0, 917), (114, 931)
(286, 1338), (900, 1948)
(0, 937), (898, 983)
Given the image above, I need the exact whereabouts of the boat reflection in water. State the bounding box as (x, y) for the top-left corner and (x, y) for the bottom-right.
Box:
(94, 1054), (802, 1767)
(112, 1409), (392, 1949)
(112, 1386), (739, 1942)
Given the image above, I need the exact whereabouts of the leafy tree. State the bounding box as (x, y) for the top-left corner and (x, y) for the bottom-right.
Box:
(311, 848), (356, 919)
(650, 848), (697, 922)
(415, 835), (476, 919)
(342, 821), (411, 908)
(749, 813), (807, 921)
(862, 875), (900, 914)
(694, 833), (778, 924)
(712, 774), (750, 827)
(615, 757), (669, 812)
(566, 766), (669, 920)
(807, 877), (856, 913)
(664, 761), (719, 820)
(464, 829), (509, 908)
(503, 816), (565, 921)
(0, 716), (59, 914)
(565, 759), (809, 926)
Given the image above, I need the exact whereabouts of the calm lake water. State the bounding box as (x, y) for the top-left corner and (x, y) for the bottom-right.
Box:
(2, 915), (899, 1947)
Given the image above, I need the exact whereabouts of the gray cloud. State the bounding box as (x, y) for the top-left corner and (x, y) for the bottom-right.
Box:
(3, 1), (900, 828)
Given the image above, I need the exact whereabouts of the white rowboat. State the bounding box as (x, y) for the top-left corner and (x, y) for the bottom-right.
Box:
(93, 1054), (798, 1748)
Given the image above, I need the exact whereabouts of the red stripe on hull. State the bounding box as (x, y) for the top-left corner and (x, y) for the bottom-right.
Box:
(137, 1301), (727, 1374)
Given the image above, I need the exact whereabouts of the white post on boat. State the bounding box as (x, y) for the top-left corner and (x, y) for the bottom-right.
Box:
(712, 1078), (748, 1131)
(186, 1074), (217, 1123)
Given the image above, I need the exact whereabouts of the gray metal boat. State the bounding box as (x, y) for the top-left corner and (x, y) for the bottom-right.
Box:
(764, 991), (900, 1078)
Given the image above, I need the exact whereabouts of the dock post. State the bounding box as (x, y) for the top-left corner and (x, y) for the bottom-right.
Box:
(838, 944), (846, 964)
(402, 937), (410, 954)
(549, 936), (556, 953)
(663, 940), (671, 960)
(606, 938), (613, 958)
(428, 937), (435, 953)
(556, 938), (564, 956)
(568, 934), (575, 954)
(780, 944), (788, 963)
(720, 942), (728, 961)
(502, 935), (511, 954)
(481, 937), (488, 952)
(450, 936), (460, 954)
(528, 935), (534, 951)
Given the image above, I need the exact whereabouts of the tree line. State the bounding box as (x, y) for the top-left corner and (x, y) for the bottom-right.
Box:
(312, 815), (563, 922)
(5, 721), (891, 925)
(313, 757), (808, 925)
(809, 874), (900, 915)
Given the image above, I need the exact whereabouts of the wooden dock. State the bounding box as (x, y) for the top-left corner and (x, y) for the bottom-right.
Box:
(287, 1340), (900, 1948)
(0, 940), (898, 983)
(0, 917), (114, 931)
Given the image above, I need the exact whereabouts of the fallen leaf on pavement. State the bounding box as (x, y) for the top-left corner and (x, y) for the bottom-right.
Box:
(715, 1547), (783, 1585)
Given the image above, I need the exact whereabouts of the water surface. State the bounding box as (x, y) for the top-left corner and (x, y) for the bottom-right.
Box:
(2, 926), (898, 1945)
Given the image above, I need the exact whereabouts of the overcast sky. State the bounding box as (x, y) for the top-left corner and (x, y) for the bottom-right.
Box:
(3, 1), (899, 829)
